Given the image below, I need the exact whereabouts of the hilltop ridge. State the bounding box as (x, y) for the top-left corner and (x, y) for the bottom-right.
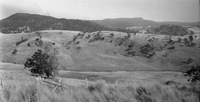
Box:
(0, 13), (108, 33)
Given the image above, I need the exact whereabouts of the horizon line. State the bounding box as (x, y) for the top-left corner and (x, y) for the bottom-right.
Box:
(1, 13), (200, 23)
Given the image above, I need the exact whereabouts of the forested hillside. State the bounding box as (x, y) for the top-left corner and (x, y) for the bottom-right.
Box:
(0, 13), (108, 33)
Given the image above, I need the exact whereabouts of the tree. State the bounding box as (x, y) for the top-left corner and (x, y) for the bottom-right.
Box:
(184, 65), (200, 82)
(188, 35), (193, 42)
(24, 49), (58, 78)
(183, 38), (189, 46)
(140, 43), (155, 58)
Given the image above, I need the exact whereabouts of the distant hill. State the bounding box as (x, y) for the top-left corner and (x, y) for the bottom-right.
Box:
(92, 18), (200, 29)
(1, 13), (199, 34)
(92, 17), (157, 28)
(0, 13), (108, 33)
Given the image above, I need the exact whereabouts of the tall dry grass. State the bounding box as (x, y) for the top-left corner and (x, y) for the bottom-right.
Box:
(0, 80), (199, 102)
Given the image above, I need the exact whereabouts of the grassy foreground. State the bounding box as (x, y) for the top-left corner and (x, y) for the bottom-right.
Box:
(0, 80), (199, 102)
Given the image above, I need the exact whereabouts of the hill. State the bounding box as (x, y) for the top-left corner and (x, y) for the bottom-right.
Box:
(92, 18), (200, 29)
(1, 13), (199, 34)
(1, 30), (200, 71)
(0, 13), (108, 33)
(92, 17), (157, 28)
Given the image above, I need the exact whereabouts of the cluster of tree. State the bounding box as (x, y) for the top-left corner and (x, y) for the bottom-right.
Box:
(180, 35), (196, 47)
(112, 28), (139, 34)
(139, 43), (155, 58)
(151, 24), (193, 36)
(184, 65), (200, 82)
(124, 41), (136, 57)
(88, 32), (104, 43)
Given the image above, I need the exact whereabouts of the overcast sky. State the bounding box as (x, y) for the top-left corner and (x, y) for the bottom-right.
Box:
(0, 0), (199, 22)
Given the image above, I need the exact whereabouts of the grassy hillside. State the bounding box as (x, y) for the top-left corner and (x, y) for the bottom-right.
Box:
(1, 30), (200, 71)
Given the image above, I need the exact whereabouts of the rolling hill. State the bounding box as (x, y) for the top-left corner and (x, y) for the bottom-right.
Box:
(1, 30), (200, 71)
(92, 18), (200, 29)
(0, 13), (200, 72)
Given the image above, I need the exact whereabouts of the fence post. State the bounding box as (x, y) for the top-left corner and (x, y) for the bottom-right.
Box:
(86, 78), (88, 86)
(52, 78), (62, 92)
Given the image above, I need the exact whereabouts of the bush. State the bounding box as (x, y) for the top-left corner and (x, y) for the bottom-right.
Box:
(24, 49), (58, 78)
(27, 43), (30, 47)
(140, 44), (155, 58)
(188, 35), (193, 42)
(167, 45), (175, 50)
(16, 38), (28, 46)
(12, 49), (18, 55)
(35, 38), (43, 47)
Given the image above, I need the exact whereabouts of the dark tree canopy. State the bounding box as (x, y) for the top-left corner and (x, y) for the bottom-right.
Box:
(24, 49), (58, 78)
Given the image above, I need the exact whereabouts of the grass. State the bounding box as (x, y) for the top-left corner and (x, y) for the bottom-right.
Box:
(0, 80), (199, 102)
(1, 31), (200, 71)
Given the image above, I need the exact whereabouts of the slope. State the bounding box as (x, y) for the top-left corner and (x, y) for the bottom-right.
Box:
(0, 30), (200, 71)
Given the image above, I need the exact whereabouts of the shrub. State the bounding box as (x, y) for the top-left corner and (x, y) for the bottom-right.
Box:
(167, 45), (175, 50)
(16, 38), (28, 46)
(124, 44), (136, 57)
(87, 82), (104, 93)
(184, 65), (200, 82)
(85, 35), (90, 39)
(12, 49), (18, 55)
(108, 33), (114, 38)
(35, 38), (43, 47)
(183, 38), (196, 47)
(27, 43), (30, 47)
(188, 35), (193, 42)
(177, 38), (182, 43)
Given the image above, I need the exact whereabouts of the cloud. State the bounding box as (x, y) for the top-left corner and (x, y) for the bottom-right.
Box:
(0, 0), (44, 19)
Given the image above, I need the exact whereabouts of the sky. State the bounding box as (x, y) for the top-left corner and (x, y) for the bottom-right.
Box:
(0, 0), (199, 22)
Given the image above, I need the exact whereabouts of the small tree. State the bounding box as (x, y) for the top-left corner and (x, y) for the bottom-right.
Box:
(24, 49), (58, 78)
